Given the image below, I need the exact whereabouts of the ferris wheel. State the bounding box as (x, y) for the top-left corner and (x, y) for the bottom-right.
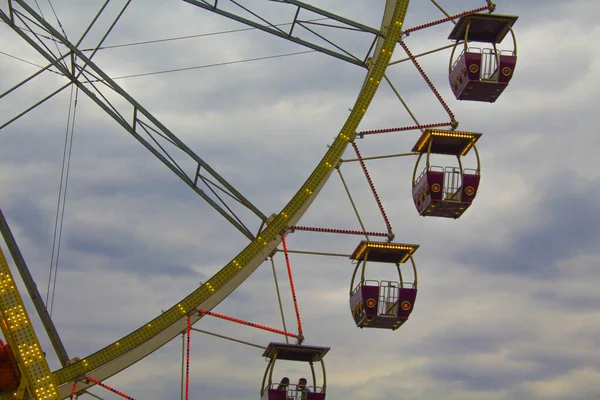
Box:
(0, 1), (519, 399)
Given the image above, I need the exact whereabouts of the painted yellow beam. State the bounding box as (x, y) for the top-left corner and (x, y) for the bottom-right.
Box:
(0, 248), (60, 400)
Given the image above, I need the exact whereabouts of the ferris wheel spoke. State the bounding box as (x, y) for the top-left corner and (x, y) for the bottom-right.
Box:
(0, 209), (70, 367)
(0, 53), (67, 100)
(389, 42), (460, 66)
(183, 0), (383, 67)
(0, 1), (268, 240)
(383, 73), (423, 129)
(430, 0), (455, 21)
(190, 328), (267, 350)
(71, 0), (132, 79)
(0, 82), (71, 131)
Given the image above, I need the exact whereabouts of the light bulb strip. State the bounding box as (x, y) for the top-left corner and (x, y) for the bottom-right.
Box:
(281, 235), (304, 341)
(291, 226), (388, 237)
(359, 121), (453, 136)
(404, 4), (493, 34)
(399, 40), (456, 124)
(84, 377), (135, 400)
(185, 317), (191, 400)
(351, 142), (393, 236)
(0, 249), (60, 399)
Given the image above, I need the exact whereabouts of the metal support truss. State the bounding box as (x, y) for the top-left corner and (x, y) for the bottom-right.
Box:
(183, 0), (384, 67)
(0, 209), (70, 367)
(0, 0), (267, 240)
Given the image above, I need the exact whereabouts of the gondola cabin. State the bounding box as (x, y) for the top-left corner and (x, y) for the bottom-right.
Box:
(448, 13), (518, 102)
(412, 129), (481, 219)
(349, 241), (419, 330)
(261, 342), (329, 400)
(0, 340), (20, 391)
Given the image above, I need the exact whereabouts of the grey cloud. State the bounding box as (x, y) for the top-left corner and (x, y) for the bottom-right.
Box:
(425, 361), (526, 392)
(63, 227), (196, 275)
(2, 196), (50, 246)
(458, 176), (600, 278)
(532, 287), (600, 313)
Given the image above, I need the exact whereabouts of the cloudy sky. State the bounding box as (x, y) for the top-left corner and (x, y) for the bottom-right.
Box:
(1, 0), (599, 399)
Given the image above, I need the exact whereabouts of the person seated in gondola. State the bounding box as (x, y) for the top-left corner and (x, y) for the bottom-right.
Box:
(276, 377), (290, 391)
(296, 378), (310, 399)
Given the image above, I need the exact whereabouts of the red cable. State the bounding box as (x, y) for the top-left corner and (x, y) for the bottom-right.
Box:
(291, 225), (388, 237)
(404, 5), (493, 34)
(197, 309), (298, 338)
(351, 142), (393, 236)
(359, 121), (454, 136)
(186, 317), (191, 400)
(85, 377), (135, 400)
(281, 235), (303, 342)
(69, 382), (77, 399)
(398, 40), (456, 124)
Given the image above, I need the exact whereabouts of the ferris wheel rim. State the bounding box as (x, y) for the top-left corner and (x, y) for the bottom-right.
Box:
(43, 1), (413, 397)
